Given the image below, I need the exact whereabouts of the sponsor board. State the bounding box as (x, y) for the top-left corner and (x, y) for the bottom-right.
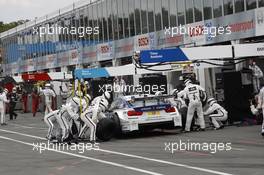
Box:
(82, 45), (97, 63)
(46, 54), (57, 68)
(134, 32), (156, 51)
(97, 42), (114, 61)
(234, 43), (264, 57)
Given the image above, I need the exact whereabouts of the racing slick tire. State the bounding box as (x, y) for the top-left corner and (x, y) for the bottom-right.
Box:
(112, 113), (122, 138)
(96, 118), (116, 141)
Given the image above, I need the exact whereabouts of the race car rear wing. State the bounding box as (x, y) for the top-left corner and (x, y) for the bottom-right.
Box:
(130, 94), (174, 101)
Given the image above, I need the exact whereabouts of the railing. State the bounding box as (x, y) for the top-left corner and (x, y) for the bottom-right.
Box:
(0, 0), (99, 38)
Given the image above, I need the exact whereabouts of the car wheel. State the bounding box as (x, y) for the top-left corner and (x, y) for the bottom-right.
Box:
(112, 113), (122, 138)
(96, 118), (116, 141)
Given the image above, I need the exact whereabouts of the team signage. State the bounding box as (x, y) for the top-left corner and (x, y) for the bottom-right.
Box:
(140, 48), (188, 64)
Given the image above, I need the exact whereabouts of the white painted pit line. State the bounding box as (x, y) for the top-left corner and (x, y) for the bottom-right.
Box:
(0, 135), (163, 175)
(0, 128), (234, 175)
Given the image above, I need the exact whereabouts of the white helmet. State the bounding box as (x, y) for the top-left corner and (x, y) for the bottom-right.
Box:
(75, 90), (83, 97)
(99, 98), (109, 112)
(102, 91), (111, 101)
(3, 88), (8, 94)
(170, 89), (179, 96)
(133, 51), (140, 61)
(155, 91), (163, 96)
(184, 79), (192, 86)
(85, 94), (92, 102)
(12, 87), (17, 93)
(207, 98), (217, 106)
(45, 83), (51, 88)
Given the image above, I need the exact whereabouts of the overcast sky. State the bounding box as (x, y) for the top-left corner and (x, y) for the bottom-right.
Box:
(0, 0), (81, 23)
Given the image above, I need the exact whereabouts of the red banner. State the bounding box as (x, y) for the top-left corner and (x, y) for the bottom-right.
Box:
(22, 73), (51, 81)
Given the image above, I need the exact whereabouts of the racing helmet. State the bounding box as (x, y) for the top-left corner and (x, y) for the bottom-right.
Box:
(45, 83), (51, 88)
(12, 87), (17, 93)
(3, 88), (8, 94)
(207, 98), (217, 106)
(155, 91), (163, 96)
(170, 89), (179, 96)
(75, 90), (83, 97)
(103, 91), (111, 101)
(85, 94), (92, 103)
(184, 79), (192, 86)
(99, 98), (109, 112)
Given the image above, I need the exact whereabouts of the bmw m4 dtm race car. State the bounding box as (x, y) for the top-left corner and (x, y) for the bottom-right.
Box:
(105, 94), (182, 136)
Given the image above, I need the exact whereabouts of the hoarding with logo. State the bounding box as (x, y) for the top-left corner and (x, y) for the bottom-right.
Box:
(134, 32), (156, 51)
(82, 45), (97, 64)
(115, 38), (134, 58)
(97, 42), (114, 61)
(184, 21), (206, 46)
(46, 54), (57, 68)
(68, 49), (79, 65)
(234, 43), (264, 57)
(205, 10), (256, 44)
(27, 58), (35, 72)
(156, 30), (184, 49)
(57, 51), (69, 66)
(256, 7), (264, 36)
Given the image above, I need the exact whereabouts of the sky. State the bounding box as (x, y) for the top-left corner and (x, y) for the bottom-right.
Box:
(0, 0), (81, 23)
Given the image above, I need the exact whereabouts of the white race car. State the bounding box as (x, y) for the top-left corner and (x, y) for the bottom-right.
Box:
(107, 94), (182, 135)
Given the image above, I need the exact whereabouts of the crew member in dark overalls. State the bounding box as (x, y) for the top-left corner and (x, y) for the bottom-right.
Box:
(9, 87), (18, 120)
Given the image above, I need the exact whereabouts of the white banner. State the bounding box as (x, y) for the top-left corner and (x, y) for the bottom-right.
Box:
(184, 21), (206, 46)
(46, 54), (57, 68)
(234, 43), (264, 57)
(82, 45), (97, 63)
(134, 32), (156, 51)
(69, 49), (79, 65)
(256, 7), (264, 36)
(97, 42), (114, 61)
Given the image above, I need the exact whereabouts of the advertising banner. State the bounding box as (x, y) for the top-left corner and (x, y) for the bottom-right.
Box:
(57, 51), (69, 66)
(256, 7), (264, 36)
(156, 30), (184, 49)
(115, 38), (134, 58)
(184, 21), (206, 46)
(27, 58), (35, 72)
(10, 62), (19, 74)
(234, 43), (264, 57)
(36, 56), (45, 71)
(19, 60), (27, 73)
(134, 32), (156, 51)
(68, 49), (79, 65)
(140, 48), (188, 63)
(82, 45), (97, 64)
(46, 54), (57, 68)
(205, 10), (255, 44)
(4, 64), (11, 75)
(97, 42), (114, 61)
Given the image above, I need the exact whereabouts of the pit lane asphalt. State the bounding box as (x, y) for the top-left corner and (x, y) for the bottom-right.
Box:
(0, 112), (263, 175)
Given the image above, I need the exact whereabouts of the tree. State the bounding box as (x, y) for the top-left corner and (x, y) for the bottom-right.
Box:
(0, 20), (29, 33)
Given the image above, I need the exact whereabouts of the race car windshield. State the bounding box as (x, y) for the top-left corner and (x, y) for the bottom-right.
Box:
(127, 99), (168, 108)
